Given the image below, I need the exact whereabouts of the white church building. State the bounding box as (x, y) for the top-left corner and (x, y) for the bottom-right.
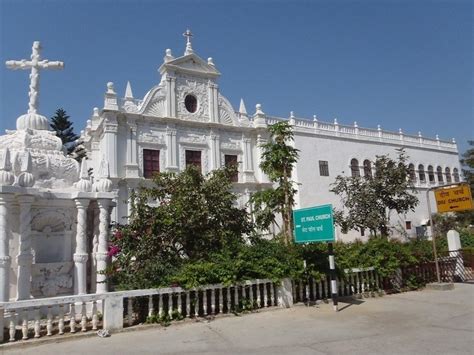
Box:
(80, 31), (462, 242)
(0, 34), (463, 302)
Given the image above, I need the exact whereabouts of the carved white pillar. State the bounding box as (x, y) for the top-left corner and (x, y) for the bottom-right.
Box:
(209, 132), (220, 170)
(166, 76), (176, 118)
(96, 199), (111, 293)
(256, 134), (270, 183)
(242, 137), (255, 183)
(74, 198), (90, 295)
(166, 127), (178, 170)
(89, 206), (100, 294)
(0, 194), (13, 302)
(125, 120), (139, 178)
(16, 195), (35, 300)
(103, 115), (118, 178)
(208, 83), (219, 123)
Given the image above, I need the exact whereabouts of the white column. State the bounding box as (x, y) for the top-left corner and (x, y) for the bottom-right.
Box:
(103, 114), (118, 178)
(209, 132), (220, 170)
(166, 127), (178, 170)
(242, 137), (255, 183)
(96, 199), (111, 293)
(0, 194), (13, 302)
(74, 198), (90, 295)
(166, 76), (176, 117)
(256, 134), (270, 183)
(89, 205), (100, 294)
(208, 83), (219, 123)
(16, 195), (34, 300)
(125, 120), (139, 178)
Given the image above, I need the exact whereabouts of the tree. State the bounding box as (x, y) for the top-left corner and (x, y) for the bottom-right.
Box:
(331, 151), (419, 237)
(108, 165), (254, 289)
(460, 140), (474, 192)
(50, 108), (86, 161)
(251, 121), (300, 244)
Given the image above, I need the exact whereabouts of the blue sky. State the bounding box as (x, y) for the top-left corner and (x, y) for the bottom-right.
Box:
(0, 0), (472, 154)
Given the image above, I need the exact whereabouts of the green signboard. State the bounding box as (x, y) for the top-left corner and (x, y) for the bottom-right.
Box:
(293, 204), (335, 243)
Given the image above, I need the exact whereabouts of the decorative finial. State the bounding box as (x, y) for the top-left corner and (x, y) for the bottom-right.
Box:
(255, 104), (264, 116)
(17, 151), (35, 187)
(86, 119), (92, 128)
(290, 111), (295, 119)
(106, 82), (115, 94)
(377, 124), (381, 131)
(76, 159), (92, 192)
(334, 118), (338, 125)
(207, 57), (215, 66)
(183, 29), (194, 55)
(354, 121), (358, 128)
(95, 156), (113, 192)
(418, 131), (422, 137)
(313, 115), (318, 122)
(436, 134), (439, 140)
(164, 48), (174, 62)
(0, 148), (15, 186)
(452, 138), (456, 144)
(399, 128), (403, 134)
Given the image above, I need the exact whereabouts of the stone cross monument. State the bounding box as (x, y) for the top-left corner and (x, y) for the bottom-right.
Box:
(5, 41), (64, 130)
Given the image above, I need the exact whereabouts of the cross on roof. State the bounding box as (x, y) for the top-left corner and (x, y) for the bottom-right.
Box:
(5, 41), (64, 115)
(183, 29), (194, 55)
(183, 29), (193, 44)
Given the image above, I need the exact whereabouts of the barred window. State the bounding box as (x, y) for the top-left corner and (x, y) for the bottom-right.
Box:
(418, 164), (425, 182)
(143, 149), (160, 179)
(453, 168), (460, 182)
(350, 159), (360, 177)
(437, 166), (443, 183)
(408, 164), (416, 182)
(428, 165), (435, 183)
(185, 150), (202, 173)
(363, 160), (372, 178)
(224, 154), (238, 182)
(445, 167), (452, 183)
(319, 160), (329, 176)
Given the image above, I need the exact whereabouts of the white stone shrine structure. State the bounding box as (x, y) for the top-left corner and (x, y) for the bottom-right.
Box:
(0, 41), (115, 301)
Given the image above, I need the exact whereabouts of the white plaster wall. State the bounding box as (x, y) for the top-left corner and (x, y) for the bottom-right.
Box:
(293, 133), (461, 241)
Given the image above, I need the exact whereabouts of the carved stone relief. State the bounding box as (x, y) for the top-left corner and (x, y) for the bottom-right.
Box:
(176, 75), (209, 121)
(141, 85), (167, 117)
(31, 261), (73, 297)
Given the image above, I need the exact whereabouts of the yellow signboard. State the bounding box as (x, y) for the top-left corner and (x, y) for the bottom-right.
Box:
(434, 184), (473, 213)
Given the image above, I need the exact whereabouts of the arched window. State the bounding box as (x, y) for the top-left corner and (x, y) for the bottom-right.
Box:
(445, 167), (452, 183)
(427, 165), (435, 183)
(408, 164), (416, 182)
(453, 168), (460, 182)
(350, 159), (360, 177)
(418, 164), (425, 182)
(363, 159), (372, 178)
(437, 166), (443, 183)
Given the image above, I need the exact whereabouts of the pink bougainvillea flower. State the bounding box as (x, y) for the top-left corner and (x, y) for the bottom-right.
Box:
(108, 245), (121, 257)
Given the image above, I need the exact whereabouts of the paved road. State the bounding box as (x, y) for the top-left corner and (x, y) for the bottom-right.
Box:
(2, 284), (473, 355)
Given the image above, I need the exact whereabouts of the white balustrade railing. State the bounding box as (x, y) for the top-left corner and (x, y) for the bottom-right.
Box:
(0, 278), (278, 344)
(265, 116), (457, 152)
(292, 267), (383, 304)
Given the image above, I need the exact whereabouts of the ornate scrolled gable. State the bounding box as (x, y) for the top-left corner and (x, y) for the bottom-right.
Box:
(138, 85), (167, 117)
(218, 94), (239, 126)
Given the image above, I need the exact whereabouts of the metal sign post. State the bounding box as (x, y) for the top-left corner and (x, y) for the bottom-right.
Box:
(293, 204), (338, 311)
(426, 182), (473, 284)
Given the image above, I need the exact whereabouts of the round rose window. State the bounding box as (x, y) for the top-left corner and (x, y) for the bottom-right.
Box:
(185, 94), (198, 113)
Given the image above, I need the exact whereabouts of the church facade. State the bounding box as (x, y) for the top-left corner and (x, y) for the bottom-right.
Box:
(81, 32), (462, 242)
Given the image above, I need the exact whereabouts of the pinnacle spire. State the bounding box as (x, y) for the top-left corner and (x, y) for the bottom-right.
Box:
(239, 98), (247, 115)
(124, 81), (134, 99)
